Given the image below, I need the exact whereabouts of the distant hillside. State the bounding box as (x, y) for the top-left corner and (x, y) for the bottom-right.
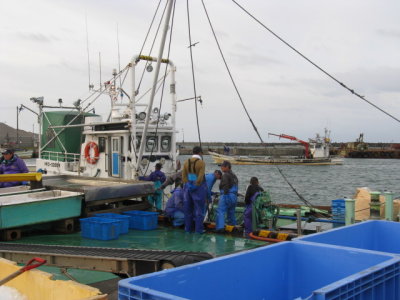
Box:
(0, 122), (35, 138)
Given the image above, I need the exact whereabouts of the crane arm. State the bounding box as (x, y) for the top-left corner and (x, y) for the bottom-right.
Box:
(268, 132), (310, 158)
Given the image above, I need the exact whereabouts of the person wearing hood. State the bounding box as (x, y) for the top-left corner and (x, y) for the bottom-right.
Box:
(0, 149), (29, 188)
(139, 163), (166, 210)
(243, 177), (264, 237)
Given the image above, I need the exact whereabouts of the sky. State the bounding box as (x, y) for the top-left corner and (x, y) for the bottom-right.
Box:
(1, 0), (400, 143)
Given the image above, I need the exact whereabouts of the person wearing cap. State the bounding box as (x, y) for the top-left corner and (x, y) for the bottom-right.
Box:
(139, 163), (166, 210)
(0, 149), (29, 188)
(215, 160), (239, 232)
(182, 146), (207, 233)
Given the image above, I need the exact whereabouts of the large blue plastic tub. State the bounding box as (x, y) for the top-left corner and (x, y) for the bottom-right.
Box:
(118, 242), (400, 300)
(295, 220), (400, 255)
(123, 210), (159, 230)
(79, 217), (121, 240)
(94, 213), (130, 234)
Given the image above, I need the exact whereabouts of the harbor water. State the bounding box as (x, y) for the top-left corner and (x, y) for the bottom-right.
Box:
(196, 156), (400, 206)
(27, 157), (400, 207)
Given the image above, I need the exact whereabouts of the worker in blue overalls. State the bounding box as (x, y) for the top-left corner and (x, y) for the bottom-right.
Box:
(215, 160), (238, 232)
(182, 146), (207, 233)
(204, 170), (222, 214)
(139, 163), (166, 210)
(164, 178), (184, 227)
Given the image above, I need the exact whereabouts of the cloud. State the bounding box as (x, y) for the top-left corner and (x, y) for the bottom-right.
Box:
(16, 32), (59, 43)
(376, 29), (400, 39)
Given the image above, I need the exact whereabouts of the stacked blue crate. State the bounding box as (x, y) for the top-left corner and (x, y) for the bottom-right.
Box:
(331, 199), (345, 228)
(79, 217), (121, 240)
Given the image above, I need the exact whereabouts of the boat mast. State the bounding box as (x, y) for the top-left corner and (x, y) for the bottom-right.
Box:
(135, 0), (175, 175)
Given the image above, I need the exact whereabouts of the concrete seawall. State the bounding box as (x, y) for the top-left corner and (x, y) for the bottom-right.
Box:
(178, 142), (305, 156)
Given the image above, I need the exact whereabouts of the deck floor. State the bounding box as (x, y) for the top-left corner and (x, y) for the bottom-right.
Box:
(11, 227), (265, 257)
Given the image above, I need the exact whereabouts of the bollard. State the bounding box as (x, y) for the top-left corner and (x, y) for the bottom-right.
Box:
(384, 191), (394, 221)
(345, 198), (355, 226)
(296, 208), (302, 236)
(369, 191), (381, 220)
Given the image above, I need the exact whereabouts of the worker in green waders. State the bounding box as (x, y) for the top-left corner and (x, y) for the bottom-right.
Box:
(139, 163), (166, 210)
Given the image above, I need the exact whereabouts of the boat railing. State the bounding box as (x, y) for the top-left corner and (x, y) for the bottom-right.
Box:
(41, 151), (81, 162)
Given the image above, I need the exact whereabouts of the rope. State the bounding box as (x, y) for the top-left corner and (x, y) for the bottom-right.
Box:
(231, 0), (400, 124)
(138, 0), (162, 56)
(201, 0), (265, 143)
(276, 167), (328, 218)
(137, 0), (168, 94)
(187, 0), (202, 147)
(142, 0), (176, 176)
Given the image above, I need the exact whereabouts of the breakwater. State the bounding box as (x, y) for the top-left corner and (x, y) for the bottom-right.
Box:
(177, 142), (398, 156)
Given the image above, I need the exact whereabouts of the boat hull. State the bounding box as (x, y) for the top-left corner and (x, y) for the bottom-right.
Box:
(0, 190), (83, 229)
(209, 151), (343, 165)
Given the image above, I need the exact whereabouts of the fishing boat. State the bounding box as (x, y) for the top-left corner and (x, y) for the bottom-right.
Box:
(209, 129), (343, 165)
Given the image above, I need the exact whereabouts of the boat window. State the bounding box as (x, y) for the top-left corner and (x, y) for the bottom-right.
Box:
(113, 139), (119, 152)
(160, 136), (171, 152)
(146, 136), (158, 152)
(98, 137), (106, 152)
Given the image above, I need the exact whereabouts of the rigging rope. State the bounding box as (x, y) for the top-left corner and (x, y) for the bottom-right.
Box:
(137, 0), (167, 94)
(201, 0), (265, 143)
(187, 0), (202, 147)
(231, 0), (400, 124)
(142, 0), (176, 176)
(276, 167), (329, 218)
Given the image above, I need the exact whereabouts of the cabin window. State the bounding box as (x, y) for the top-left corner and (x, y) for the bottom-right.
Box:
(112, 138), (119, 152)
(146, 136), (158, 152)
(160, 136), (171, 152)
(98, 137), (106, 152)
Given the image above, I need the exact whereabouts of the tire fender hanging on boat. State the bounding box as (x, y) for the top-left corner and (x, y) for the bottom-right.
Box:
(84, 141), (99, 164)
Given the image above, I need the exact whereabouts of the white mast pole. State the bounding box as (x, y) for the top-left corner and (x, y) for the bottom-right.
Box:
(136, 0), (174, 173)
(129, 61), (137, 179)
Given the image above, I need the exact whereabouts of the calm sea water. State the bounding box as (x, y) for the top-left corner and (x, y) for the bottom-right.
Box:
(26, 157), (400, 206)
(181, 156), (400, 206)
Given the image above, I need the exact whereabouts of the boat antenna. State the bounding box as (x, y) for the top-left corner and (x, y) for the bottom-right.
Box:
(99, 52), (102, 91)
(231, 0), (400, 125)
(116, 23), (122, 90)
(85, 13), (93, 91)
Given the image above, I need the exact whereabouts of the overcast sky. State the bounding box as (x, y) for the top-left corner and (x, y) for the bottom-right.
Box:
(1, 0), (400, 143)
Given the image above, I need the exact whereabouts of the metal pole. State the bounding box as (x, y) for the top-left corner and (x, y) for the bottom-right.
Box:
(296, 208), (302, 236)
(384, 191), (394, 221)
(16, 106), (19, 147)
(136, 0), (175, 171)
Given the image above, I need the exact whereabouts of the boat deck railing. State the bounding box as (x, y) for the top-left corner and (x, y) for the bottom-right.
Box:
(41, 151), (80, 162)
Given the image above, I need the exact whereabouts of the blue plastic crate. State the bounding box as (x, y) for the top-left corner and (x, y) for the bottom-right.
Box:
(123, 210), (159, 230)
(94, 213), (130, 234)
(295, 220), (400, 255)
(331, 199), (345, 208)
(118, 242), (400, 300)
(79, 217), (121, 240)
